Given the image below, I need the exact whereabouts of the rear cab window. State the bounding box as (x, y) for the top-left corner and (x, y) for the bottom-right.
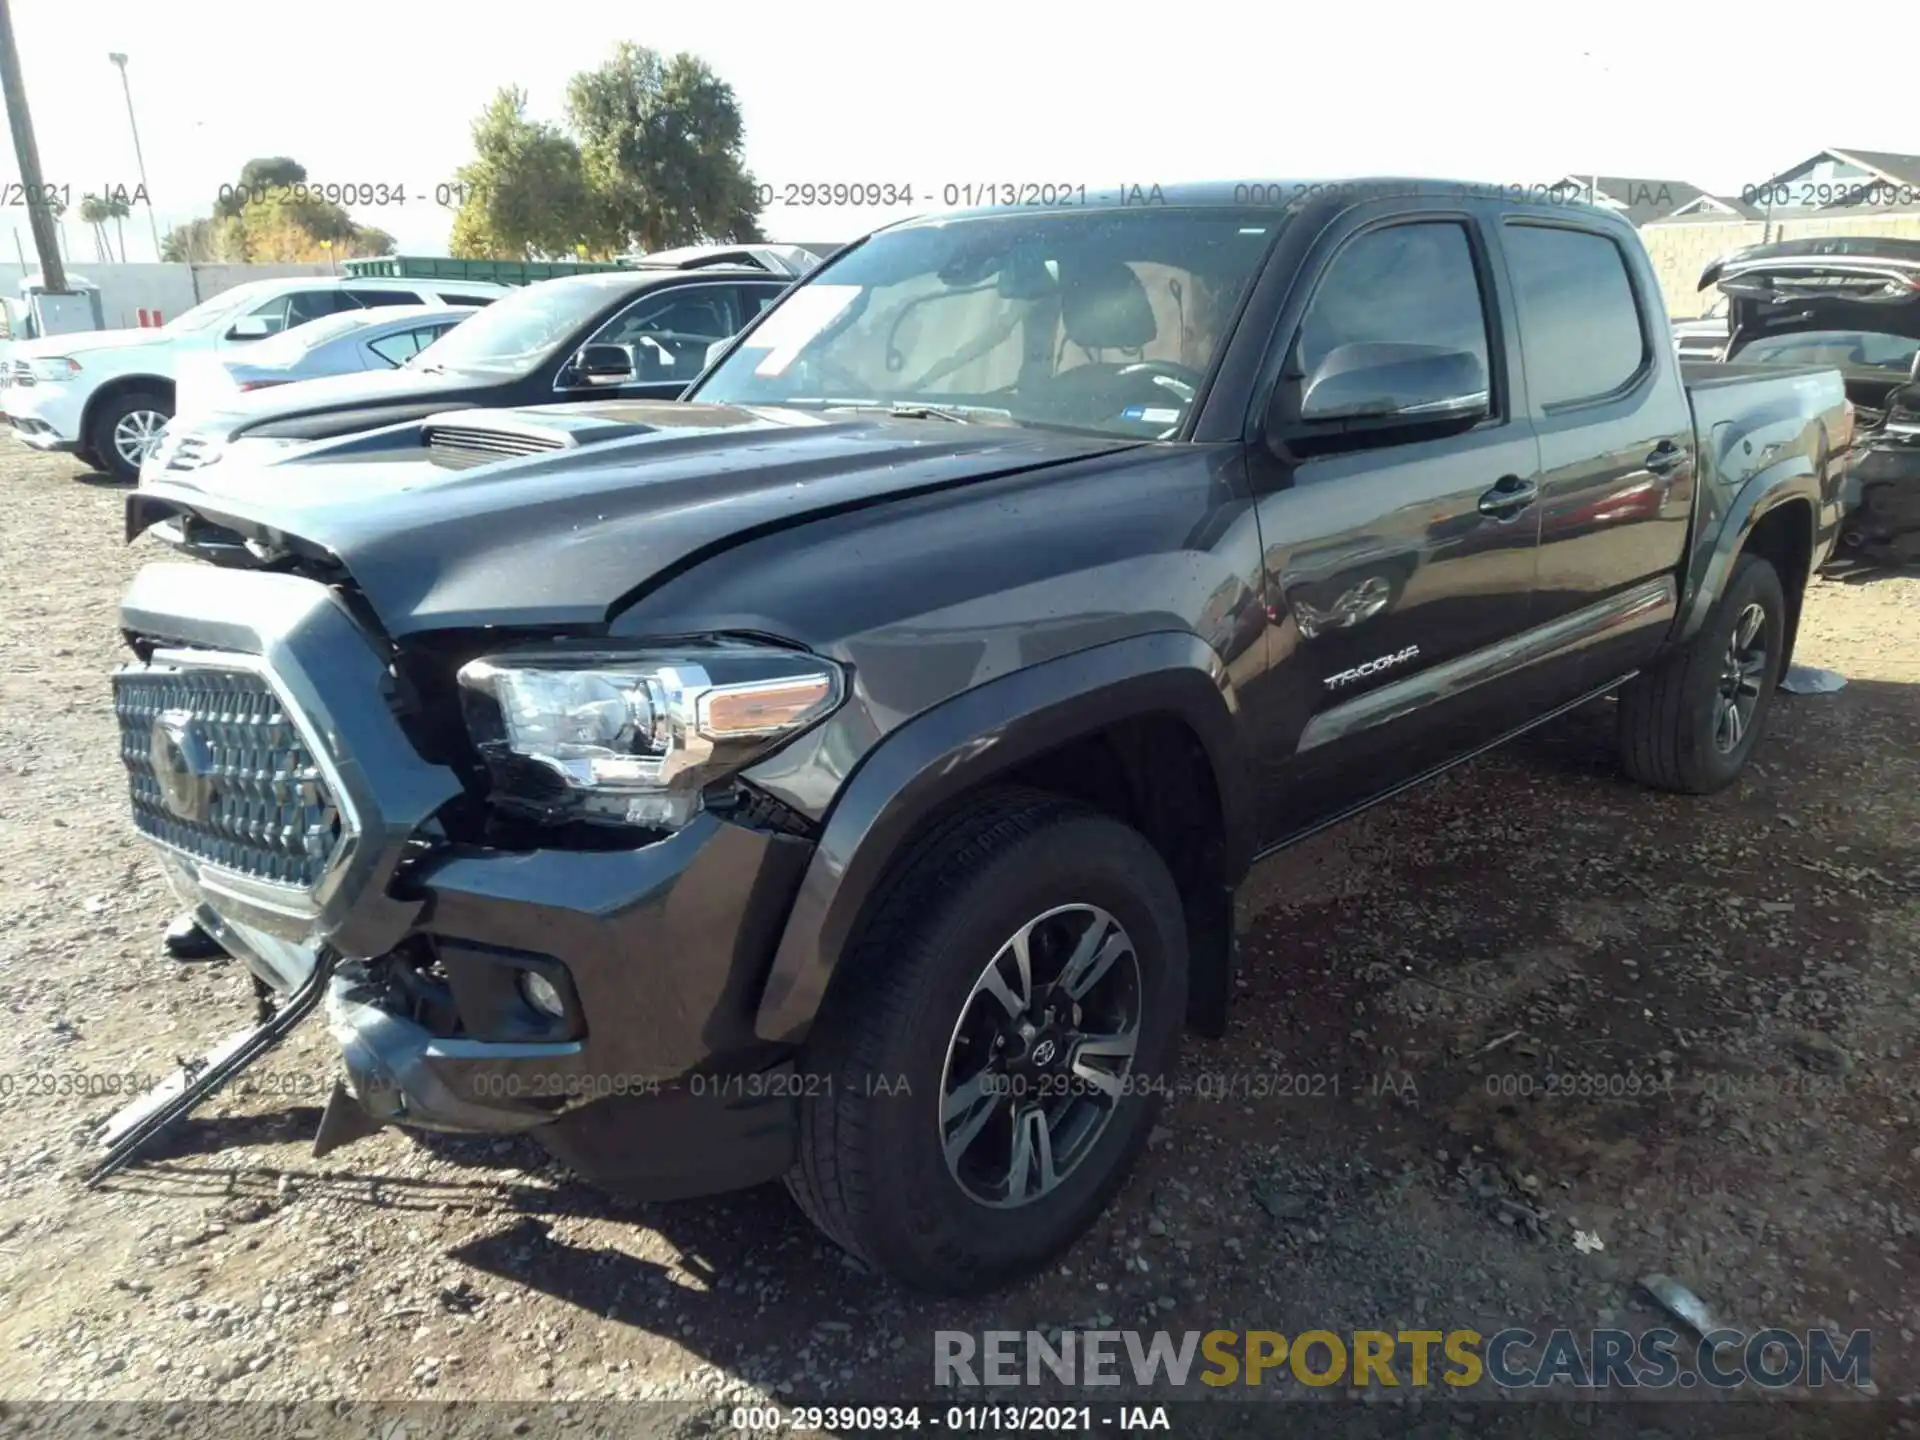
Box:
(1500, 224), (1650, 408)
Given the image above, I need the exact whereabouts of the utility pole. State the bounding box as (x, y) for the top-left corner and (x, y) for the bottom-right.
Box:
(0, 0), (66, 290)
(107, 53), (161, 261)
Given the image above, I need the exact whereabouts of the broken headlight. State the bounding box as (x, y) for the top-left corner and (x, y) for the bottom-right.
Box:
(456, 641), (845, 831)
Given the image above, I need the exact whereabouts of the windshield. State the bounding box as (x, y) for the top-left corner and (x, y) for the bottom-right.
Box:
(162, 283), (280, 334)
(406, 279), (611, 375)
(1734, 328), (1920, 374)
(246, 309), (376, 363)
(692, 209), (1278, 438)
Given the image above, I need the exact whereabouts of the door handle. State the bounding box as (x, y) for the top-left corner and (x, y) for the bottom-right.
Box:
(1646, 441), (1686, 476)
(1477, 475), (1538, 519)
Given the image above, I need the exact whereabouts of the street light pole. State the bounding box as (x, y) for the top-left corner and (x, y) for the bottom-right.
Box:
(107, 51), (161, 260)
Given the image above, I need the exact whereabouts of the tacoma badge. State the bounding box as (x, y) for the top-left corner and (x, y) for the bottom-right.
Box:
(1324, 645), (1421, 691)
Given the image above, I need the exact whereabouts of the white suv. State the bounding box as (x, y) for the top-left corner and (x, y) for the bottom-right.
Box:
(1, 275), (508, 481)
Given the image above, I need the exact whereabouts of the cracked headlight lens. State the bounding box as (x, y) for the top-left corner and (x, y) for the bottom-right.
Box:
(457, 640), (845, 830)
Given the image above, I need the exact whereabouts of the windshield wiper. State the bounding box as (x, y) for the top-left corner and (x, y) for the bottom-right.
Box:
(797, 399), (1016, 425)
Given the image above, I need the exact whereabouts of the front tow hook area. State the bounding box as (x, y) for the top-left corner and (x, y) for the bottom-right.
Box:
(88, 948), (339, 1186)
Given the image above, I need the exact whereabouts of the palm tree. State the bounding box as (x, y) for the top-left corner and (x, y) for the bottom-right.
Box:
(78, 193), (127, 263)
(105, 193), (130, 264)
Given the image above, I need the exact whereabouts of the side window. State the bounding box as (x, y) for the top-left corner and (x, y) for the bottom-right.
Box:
(366, 329), (426, 367)
(1501, 225), (1648, 408)
(742, 285), (783, 319)
(287, 289), (359, 326)
(1294, 221), (1493, 393)
(346, 288), (425, 309)
(252, 289), (352, 332)
(581, 286), (743, 384)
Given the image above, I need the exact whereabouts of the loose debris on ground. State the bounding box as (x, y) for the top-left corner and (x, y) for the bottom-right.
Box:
(0, 452), (1914, 1414)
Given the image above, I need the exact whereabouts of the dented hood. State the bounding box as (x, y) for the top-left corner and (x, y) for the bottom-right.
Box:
(128, 401), (1139, 637)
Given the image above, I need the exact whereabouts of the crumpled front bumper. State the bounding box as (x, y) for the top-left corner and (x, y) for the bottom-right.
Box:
(118, 561), (815, 1188)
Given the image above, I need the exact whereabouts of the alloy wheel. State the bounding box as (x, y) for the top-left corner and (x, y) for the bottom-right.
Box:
(937, 903), (1143, 1209)
(1713, 601), (1768, 754)
(112, 410), (168, 469)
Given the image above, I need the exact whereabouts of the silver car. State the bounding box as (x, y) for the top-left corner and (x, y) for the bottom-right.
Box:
(172, 304), (479, 418)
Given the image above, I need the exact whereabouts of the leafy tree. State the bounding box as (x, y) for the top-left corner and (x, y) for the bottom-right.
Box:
(447, 87), (599, 260)
(215, 156), (306, 217)
(239, 192), (393, 262)
(165, 158), (394, 262)
(161, 215), (243, 263)
(563, 44), (762, 254)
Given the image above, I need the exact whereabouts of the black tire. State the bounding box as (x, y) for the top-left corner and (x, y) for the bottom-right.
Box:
(785, 786), (1188, 1294)
(1617, 552), (1786, 794)
(72, 446), (105, 475)
(87, 389), (171, 484)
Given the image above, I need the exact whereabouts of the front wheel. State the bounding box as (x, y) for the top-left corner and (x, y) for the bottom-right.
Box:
(785, 787), (1188, 1294)
(88, 389), (171, 484)
(1617, 552), (1786, 794)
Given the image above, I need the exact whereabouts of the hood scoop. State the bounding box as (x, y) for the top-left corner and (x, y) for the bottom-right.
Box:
(423, 405), (665, 469)
(426, 423), (568, 468)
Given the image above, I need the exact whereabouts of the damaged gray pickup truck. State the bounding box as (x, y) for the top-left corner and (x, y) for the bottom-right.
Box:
(105, 180), (1851, 1295)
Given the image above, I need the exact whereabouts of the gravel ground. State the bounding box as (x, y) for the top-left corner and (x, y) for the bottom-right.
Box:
(0, 449), (1915, 1426)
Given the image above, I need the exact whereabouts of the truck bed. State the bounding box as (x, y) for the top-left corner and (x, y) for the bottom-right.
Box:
(1680, 359), (1850, 570)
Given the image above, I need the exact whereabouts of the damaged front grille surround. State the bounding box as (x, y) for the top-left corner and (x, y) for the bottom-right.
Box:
(116, 661), (346, 888)
(114, 645), (365, 930)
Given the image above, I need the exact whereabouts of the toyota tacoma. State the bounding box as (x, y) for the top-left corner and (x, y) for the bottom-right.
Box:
(109, 180), (1851, 1295)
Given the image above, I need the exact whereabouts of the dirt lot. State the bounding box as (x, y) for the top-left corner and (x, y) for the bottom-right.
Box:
(0, 449), (1915, 1425)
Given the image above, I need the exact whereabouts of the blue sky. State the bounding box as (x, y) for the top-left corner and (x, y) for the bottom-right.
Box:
(11, 0), (1915, 263)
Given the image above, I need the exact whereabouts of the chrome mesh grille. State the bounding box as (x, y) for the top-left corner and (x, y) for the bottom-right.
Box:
(114, 664), (344, 888)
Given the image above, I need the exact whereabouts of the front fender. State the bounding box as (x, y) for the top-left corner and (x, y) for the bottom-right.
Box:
(751, 630), (1252, 1046)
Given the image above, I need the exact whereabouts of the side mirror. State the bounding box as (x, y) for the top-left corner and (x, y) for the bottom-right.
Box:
(1269, 342), (1489, 451)
(226, 316), (274, 341)
(571, 343), (635, 386)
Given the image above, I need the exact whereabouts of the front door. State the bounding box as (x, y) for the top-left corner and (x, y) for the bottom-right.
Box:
(567, 282), (750, 401)
(1240, 212), (1545, 846)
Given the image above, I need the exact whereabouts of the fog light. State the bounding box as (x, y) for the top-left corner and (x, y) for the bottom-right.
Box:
(520, 971), (566, 1020)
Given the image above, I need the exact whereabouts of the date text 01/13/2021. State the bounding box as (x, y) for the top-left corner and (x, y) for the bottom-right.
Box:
(726, 1405), (1171, 1432)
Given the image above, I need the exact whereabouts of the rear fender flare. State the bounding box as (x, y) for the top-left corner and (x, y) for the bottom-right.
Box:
(752, 631), (1252, 1046)
(1677, 465), (1820, 648)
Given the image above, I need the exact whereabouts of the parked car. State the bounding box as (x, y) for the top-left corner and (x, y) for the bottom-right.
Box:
(172, 304), (480, 420)
(1702, 236), (1920, 559)
(1671, 295), (1729, 362)
(0, 275), (509, 482)
(138, 263), (796, 486)
(112, 180), (1850, 1295)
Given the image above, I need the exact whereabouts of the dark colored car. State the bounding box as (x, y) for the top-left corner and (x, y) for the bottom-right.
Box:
(141, 259), (798, 481)
(1703, 236), (1920, 559)
(111, 180), (1850, 1295)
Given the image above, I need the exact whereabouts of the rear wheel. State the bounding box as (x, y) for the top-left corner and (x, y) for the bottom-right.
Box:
(785, 787), (1188, 1294)
(88, 389), (171, 483)
(1617, 552), (1786, 793)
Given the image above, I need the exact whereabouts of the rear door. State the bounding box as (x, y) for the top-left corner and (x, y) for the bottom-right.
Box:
(1243, 205), (1545, 844)
(1502, 218), (1694, 686)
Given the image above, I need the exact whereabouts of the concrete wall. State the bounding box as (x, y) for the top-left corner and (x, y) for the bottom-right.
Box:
(1642, 209), (1920, 318)
(0, 261), (337, 331)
